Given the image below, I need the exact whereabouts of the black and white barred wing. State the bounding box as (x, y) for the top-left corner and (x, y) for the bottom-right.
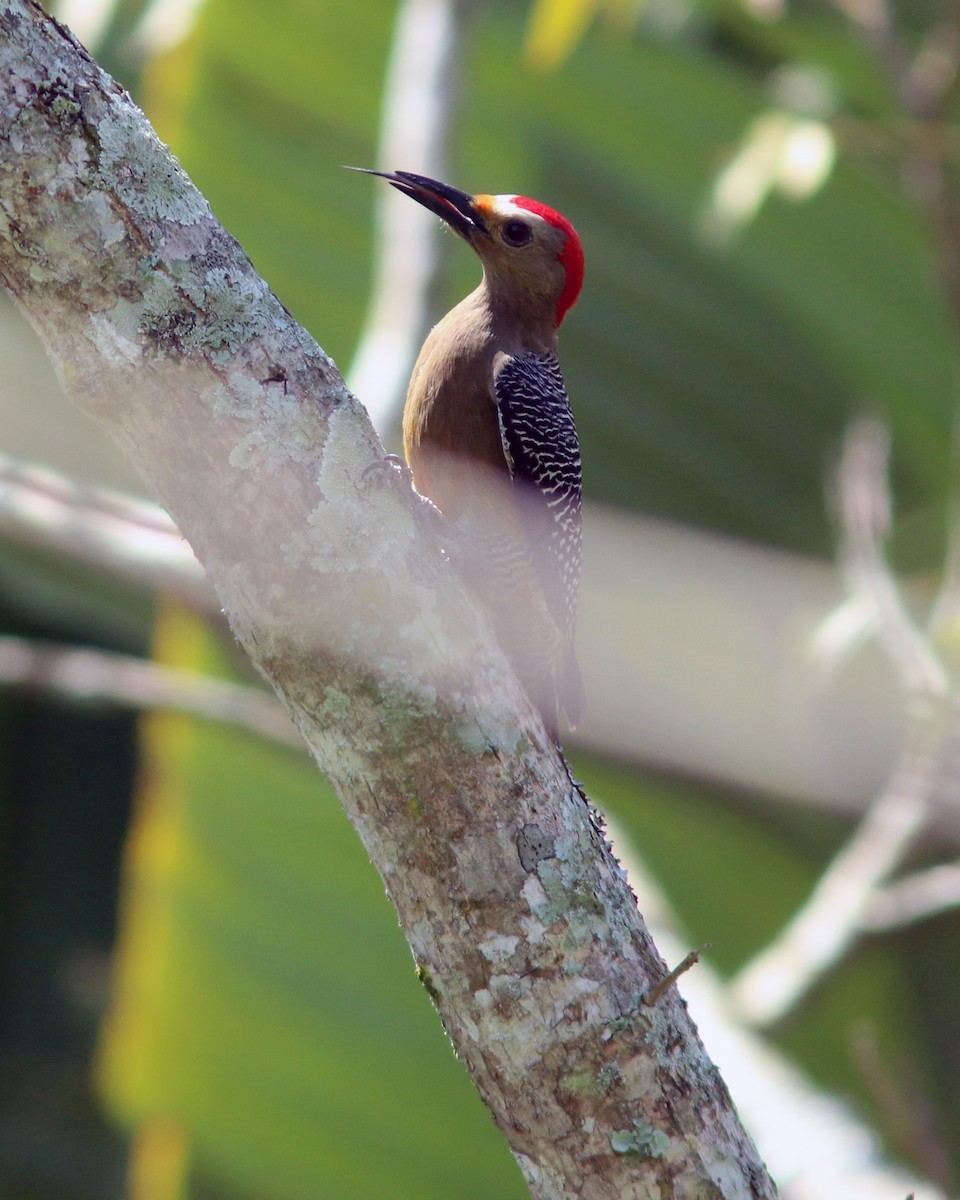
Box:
(493, 351), (582, 639)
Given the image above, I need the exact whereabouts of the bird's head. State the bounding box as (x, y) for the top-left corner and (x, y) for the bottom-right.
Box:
(356, 169), (584, 328)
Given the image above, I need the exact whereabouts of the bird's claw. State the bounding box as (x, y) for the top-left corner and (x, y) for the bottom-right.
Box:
(361, 453), (414, 485)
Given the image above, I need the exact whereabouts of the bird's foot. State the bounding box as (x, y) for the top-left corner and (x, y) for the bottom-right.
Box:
(361, 453), (414, 486)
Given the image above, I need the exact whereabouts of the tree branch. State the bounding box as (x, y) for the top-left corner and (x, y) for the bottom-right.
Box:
(0, 2), (775, 1197)
(0, 451), (210, 603)
(0, 634), (301, 744)
(729, 419), (948, 1027)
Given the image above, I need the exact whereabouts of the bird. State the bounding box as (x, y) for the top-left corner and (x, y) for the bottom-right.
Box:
(359, 169), (585, 741)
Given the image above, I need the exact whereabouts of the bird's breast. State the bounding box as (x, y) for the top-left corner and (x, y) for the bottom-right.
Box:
(402, 315), (508, 520)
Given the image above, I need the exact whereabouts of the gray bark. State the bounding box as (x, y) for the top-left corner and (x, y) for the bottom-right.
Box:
(0, 3), (777, 1196)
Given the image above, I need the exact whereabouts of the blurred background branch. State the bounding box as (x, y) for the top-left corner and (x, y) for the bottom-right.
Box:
(345, 0), (469, 432)
(0, 454), (208, 605)
(0, 635), (299, 747)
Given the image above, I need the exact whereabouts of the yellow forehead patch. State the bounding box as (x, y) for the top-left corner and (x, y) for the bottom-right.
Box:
(473, 194), (495, 216)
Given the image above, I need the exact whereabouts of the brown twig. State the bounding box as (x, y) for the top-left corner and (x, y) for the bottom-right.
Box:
(643, 944), (710, 1007)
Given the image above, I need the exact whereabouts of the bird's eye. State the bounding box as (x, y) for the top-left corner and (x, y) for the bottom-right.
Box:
(501, 219), (532, 247)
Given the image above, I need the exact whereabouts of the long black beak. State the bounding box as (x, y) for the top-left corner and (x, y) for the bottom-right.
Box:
(348, 168), (490, 241)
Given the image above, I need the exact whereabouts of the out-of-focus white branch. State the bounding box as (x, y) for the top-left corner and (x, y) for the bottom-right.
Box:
(831, 419), (948, 697)
(729, 419), (949, 1026)
(0, 453), (210, 606)
(346, 0), (465, 435)
(863, 860), (960, 931)
(609, 815), (947, 1200)
(52, 0), (118, 50)
(0, 634), (300, 746)
(128, 0), (207, 56)
(727, 712), (945, 1025)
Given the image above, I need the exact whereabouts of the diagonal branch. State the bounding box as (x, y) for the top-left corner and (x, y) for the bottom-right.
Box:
(0, 3), (775, 1197)
(729, 418), (950, 1028)
(728, 709), (944, 1026)
(0, 451), (210, 603)
(863, 860), (960, 930)
(0, 634), (301, 744)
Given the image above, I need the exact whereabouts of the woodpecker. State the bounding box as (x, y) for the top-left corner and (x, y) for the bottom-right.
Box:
(361, 169), (585, 739)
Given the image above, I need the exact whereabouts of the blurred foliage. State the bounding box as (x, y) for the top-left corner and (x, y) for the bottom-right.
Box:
(3, 0), (960, 1197)
(159, 0), (960, 564)
(100, 604), (527, 1200)
(0, 550), (144, 1199)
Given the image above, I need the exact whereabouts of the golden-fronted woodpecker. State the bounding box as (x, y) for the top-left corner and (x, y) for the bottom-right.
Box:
(363, 169), (584, 740)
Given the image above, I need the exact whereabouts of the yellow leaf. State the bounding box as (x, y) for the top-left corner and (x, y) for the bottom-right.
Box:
(525, 0), (601, 70)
